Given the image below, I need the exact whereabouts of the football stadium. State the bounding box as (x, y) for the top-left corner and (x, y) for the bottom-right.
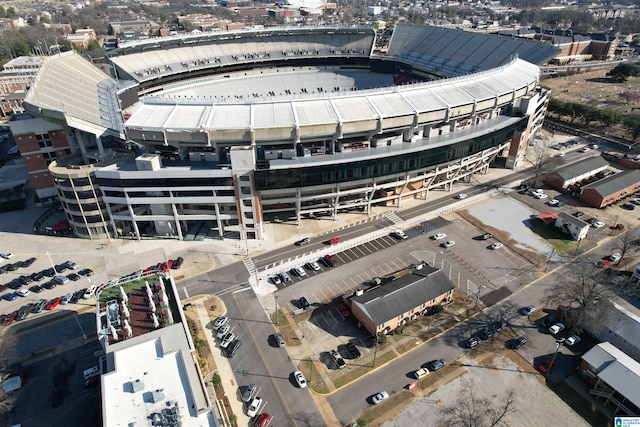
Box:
(24, 24), (559, 240)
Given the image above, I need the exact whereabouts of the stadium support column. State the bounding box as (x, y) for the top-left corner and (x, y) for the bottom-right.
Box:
(230, 146), (263, 241)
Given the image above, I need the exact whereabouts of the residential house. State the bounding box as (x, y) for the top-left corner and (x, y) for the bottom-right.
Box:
(349, 266), (455, 335)
(554, 211), (589, 240)
(580, 169), (640, 208)
(544, 156), (609, 190)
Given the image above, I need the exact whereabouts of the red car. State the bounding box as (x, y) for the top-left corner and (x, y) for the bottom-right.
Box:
(328, 237), (341, 245)
(2, 311), (18, 326)
(323, 255), (338, 267)
(538, 359), (554, 373)
(337, 303), (350, 318)
(46, 297), (62, 311)
(253, 413), (271, 427)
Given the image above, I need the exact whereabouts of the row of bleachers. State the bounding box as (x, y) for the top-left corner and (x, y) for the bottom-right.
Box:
(110, 30), (375, 83)
(387, 24), (559, 75)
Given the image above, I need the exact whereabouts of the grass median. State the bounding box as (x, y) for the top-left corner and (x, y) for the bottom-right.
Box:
(356, 390), (414, 426)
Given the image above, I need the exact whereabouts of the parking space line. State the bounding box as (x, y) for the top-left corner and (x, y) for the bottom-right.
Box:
(352, 246), (368, 257)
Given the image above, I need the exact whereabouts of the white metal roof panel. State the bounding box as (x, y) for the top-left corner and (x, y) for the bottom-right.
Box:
(367, 93), (414, 117)
(428, 84), (474, 107)
(400, 87), (449, 111)
(209, 104), (251, 129)
(164, 105), (207, 130)
(127, 104), (176, 129)
(332, 97), (377, 122)
(294, 100), (338, 125)
(252, 103), (294, 128)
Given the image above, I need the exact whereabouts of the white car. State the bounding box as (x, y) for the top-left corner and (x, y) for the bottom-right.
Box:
(391, 230), (408, 240)
(490, 242), (503, 250)
(17, 289), (30, 297)
(83, 285), (97, 299)
(592, 221), (605, 228)
(216, 324), (231, 340)
(556, 152), (566, 157)
(547, 199), (559, 207)
(294, 370), (307, 388)
(534, 193), (548, 199)
(565, 335), (581, 346)
(532, 189), (545, 195)
(305, 261), (321, 271)
(455, 193), (467, 199)
(441, 240), (455, 248)
(271, 275), (282, 285)
(220, 332), (236, 349)
(578, 147), (591, 153)
(549, 323), (566, 334)
(247, 397), (263, 417)
(292, 266), (307, 277)
(371, 391), (390, 405)
(0, 252), (14, 259)
(213, 316), (229, 330)
(609, 253), (622, 262)
(431, 233), (446, 240)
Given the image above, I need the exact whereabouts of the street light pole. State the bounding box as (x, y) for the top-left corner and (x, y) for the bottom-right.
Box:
(74, 312), (87, 340)
(372, 334), (379, 368)
(274, 292), (279, 326)
(309, 352), (314, 384)
(46, 251), (58, 274)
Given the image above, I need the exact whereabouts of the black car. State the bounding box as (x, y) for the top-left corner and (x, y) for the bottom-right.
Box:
(480, 329), (495, 340)
(7, 262), (20, 272)
(30, 272), (44, 282)
(171, 257), (184, 269)
(18, 275), (33, 285)
(466, 336), (481, 348)
(226, 340), (241, 358)
(42, 268), (56, 277)
(7, 279), (22, 290)
(572, 211), (585, 218)
(510, 336), (527, 349)
(490, 321), (505, 333)
(345, 342), (361, 359)
(55, 264), (68, 273)
(41, 281), (57, 290)
(21, 257), (36, 268)
(299, 296), (310, 309)
(541, 317), (557, 328)
(29, 285), (43, 294)
(622, 203), (636, 211)
(67, 273), (81, 281)
(78, 268), (94, 276)
(480, 233), (493, 240)
(16, 305), (32, 321)
(0, 265), (10, 274)
(429, 359), (447, 371)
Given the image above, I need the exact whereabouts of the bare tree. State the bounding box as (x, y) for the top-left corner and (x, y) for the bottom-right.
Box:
(0, 329), (18, 415)
(438, 379), (515, 427)
(544, 260), (613, 329)
(614, 229), (640, 266)
(522, 142), (560, 187)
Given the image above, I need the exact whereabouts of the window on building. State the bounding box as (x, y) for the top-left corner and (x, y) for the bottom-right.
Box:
(36, 134), (53, 148)
(42, 151), (56, 165)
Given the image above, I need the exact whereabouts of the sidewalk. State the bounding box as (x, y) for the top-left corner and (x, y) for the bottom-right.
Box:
(190, 295), (252, 427)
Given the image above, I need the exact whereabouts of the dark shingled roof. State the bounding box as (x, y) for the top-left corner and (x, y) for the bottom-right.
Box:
(581, 169), (640, 198)
(554, 156), (609, 181)
(351, 266), (454, 327)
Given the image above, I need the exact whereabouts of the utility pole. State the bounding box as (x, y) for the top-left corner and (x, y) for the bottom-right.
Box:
(309, 352), (314, 384)
(372, 334), (379, 368)
(274, 292), (279, 326)
(545, 247), (556, 272)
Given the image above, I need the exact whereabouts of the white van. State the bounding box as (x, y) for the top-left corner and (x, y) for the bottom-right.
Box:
(279, 272), (292, 283)
(83, 285), (97, 299)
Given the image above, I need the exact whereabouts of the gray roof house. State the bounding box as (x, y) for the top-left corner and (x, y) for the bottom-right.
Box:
(544, 156), (609, 189)
(555, 211), (590, 240)
(350, 266), (455, 334)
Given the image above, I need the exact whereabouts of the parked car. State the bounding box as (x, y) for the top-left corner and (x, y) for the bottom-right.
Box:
(31, 299), (47, 314)
(171, 256), (184, 269)
(278, 272), (292, 283)
(547, 199), (560, 207)
(538, 359), (554, 373)
(533, 192), (548, 199)
(21, 257), (36, 268)
(429, 359), (447, 371)
(592, 221), (605, 228)
(466, 336), (481, 348)
(391, 230), (408, 240)
(489, 242), (503, 250)
(16, 289), (30, 297)
(572, 211), (585, 218)
(622, 203), (635, 210)
(67, 273), (81, 281)
(83, 285), (96, 299)
(521, 305), (536, 316)
(271, 275), (282, 285)
(29, 285), (43, 294)
(371, 391), (389, 405)
(431, 233), (446, 240)
(336, 303), (350, 318)
(565, 335), (581, 346)
(441, 240), (455, 248)
(305, 261), (321, 271)
(30, 272), (44, 282)
(541, 317), (557, 328)
(299, 297), (310, 309)
(78, 268), (94, 276)
(414, 368), (430, 379)
(55, 263), (68, 273)
(41, 281), (57, 290)
(2, 292), (17, 301)
(0, 253), (14, 259)
(213, 316), (229, 330)
(241, 384), (258, 403)
(247, 397), (263, 417)
(64, 261), (78, 269)
(61, 293), (73, 305)
(330, 349), (346, 369)
(42, 268), (56, 277)
(53, 275), (69, 285)
(220, 332), (236, 349)
(293, 371), (307, 388)
(480, 233), (493, 240)
(46, 297), (62, 310)
(510, 336), (527, 349)
(548, 323), (566, 334)
(291, 266), (307, 277)
(322, 254), (338, 267)
(274, 333), (286, 347)
(253, 413), (271, 427)
(2, 311), (18, 326)
(295, 237), (311, 246)
(226, 340), (241, 358)
(479, 329), (495, 340)
(345, 342), (361, 359)
(216, 324), (231, 340)
(609, 253), (622, 262)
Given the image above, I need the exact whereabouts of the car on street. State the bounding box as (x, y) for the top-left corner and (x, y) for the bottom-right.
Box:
(295, 237), (311, 246)
(291, 266), (307, 277)
(414, 368), (429, 379)
(293, 370), (307, 388)
(578, 147), (591, 153)
(431, 233), (446, 240)
(216, 324), (231, 340)
(521, 305), (536, 316)
(241, 384), (258, 403)
(220, 332), (236, 349)
(548, 323), (566, 334)
(609, 253), (622, 262)
(322, 254), (338, 267)
(345, 342), (361, 359)
(441, 240), (455, 248)
(510, 336), (527, 349)
(592, 221), (605, 228)
(391, 230), (408, 240)
(480, 233), (493, 240)
(46, 297), (62, 310)
(213, 316), (229, 330)
(328, 237), (341, 245)
(455, 193), (467, 199)
(299, 296), (310, 309)
(556, 152), (565, 157)
(253, 413), (271, 427)
(247, 397), (263, 417)
(489, 242), (503, 250)
(336, 303), (350, 318)
(274, 333), (286, 347)
(565, 335), (581, 346)
(429, 359), (447, 371)
(466, 336), (481, 348)
(371, 391), (389, 405)
(305, 261), (321, 271)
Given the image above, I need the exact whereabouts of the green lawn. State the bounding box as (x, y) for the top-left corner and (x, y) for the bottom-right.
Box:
(356, 390), (414, 426)
(528, 218), (584, 255)
(98, 274), (161, 303)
